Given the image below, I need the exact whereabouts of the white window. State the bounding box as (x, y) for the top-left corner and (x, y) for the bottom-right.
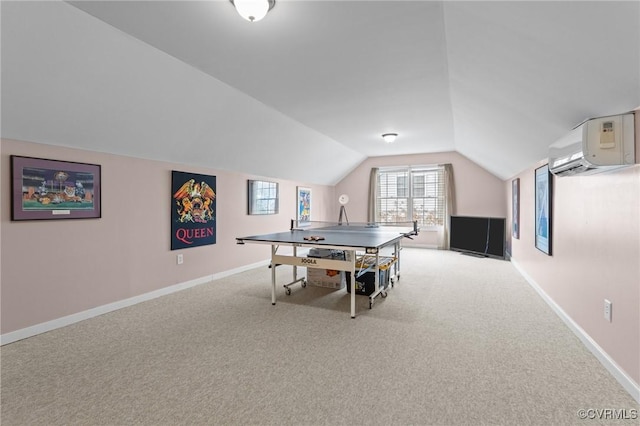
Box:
(377, 166), (445, 227)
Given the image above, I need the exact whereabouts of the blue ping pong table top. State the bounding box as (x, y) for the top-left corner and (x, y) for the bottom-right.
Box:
(237, 222), (417, 249)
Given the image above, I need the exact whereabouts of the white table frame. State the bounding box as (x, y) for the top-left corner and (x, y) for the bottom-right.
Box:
(249, 239), (404, 318)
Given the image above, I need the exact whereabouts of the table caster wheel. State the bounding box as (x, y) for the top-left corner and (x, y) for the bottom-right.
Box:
(381, 291), (387, 298)
(285, 287), (291, 295)
(301, 280), (307, 288)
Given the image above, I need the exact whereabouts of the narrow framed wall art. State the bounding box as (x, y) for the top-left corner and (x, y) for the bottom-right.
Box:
(512, 178), (520, 239)
(534, 165), (552, 255)
(296, 186), (311, 224)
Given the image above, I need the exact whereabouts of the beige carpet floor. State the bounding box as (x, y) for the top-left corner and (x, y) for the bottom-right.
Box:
(1, 248), (637, 425)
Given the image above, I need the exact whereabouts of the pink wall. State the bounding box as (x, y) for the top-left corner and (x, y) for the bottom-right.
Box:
(335, 151), (507, 247)
(505, 123), (640, 385)
(0, 138), (336, 334)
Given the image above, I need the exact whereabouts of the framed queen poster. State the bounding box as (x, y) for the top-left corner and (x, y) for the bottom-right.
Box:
(171, 170), (216, 250)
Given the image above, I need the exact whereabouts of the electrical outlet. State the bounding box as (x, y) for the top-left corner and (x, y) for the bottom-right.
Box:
(177, 254), (184, 265)
(604, 299), (612, 322)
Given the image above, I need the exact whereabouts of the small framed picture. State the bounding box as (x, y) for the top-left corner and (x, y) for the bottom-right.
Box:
(248, 180), (279, 215)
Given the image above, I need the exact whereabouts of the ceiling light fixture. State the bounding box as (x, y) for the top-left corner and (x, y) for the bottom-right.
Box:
(382, 133), (398, 143)
(230, 0), (275, 23)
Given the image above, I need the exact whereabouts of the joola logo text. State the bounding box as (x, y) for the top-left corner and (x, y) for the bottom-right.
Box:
(301, 258), (317, 264)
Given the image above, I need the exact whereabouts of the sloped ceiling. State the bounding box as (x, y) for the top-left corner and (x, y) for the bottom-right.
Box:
(2, 1), (639, 185)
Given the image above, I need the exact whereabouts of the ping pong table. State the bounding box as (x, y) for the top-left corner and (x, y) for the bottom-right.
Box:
(236, 220), (418, 318)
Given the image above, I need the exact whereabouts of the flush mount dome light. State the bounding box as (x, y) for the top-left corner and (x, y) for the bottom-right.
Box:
(382, 133), (398, 143)
(230, 0), (275, 22)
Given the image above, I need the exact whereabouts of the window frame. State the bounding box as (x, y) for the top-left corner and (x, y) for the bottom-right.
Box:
(376, 166), (445, 229)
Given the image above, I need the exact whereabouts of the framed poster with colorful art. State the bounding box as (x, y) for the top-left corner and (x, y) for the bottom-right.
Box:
(534, 165), (552, 255)
(10, 155), (101, 221)
(171, 171), (216, 250)
(296, 186), (311, 224)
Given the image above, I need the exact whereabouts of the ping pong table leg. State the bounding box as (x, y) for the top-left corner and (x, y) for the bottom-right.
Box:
(395, 241), (401, 281)
(349, 250), (356, 318)
(374, 251), (380, 295)
(351, 276), (356, 318)
(271, 245), (276, 305)
(293, 245), (298, 285)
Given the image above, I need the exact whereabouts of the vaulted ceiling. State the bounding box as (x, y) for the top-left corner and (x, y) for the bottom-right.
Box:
(2, 1), (639, 185)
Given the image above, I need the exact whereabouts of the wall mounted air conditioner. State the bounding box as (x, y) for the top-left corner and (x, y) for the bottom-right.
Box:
(549, 112), (636, 177)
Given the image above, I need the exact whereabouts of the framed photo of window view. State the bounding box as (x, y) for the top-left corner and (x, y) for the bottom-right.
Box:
(248, 180), (279, 215)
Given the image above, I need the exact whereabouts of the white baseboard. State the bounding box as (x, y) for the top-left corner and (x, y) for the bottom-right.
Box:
(0, 259), (270, 346)
(511, 259), (640, 404)
(403, 243), (439, 249)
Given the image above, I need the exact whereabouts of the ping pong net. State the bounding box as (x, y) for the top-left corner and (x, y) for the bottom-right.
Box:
(290, 219), (419, 237)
